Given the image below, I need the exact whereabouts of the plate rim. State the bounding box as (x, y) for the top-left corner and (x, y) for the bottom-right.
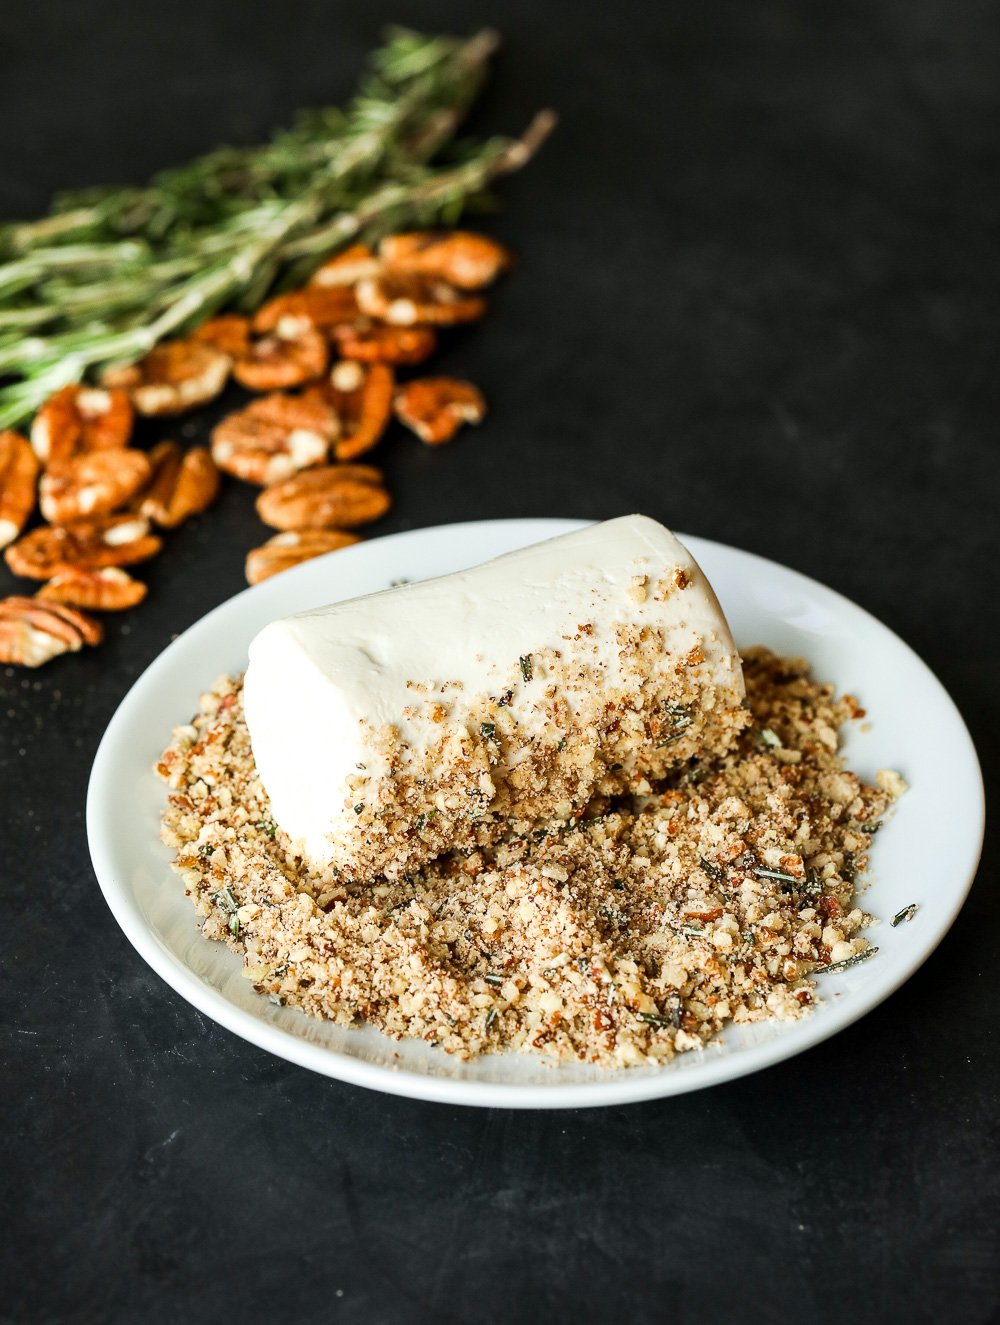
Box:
(86, 517), (986, 1108)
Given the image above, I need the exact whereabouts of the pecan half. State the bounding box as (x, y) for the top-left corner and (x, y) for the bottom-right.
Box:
(211, 392), (337, 486)
(233, 320), (329, 391)
(0, 596), (102, 666)
(0, 431), (40, 549)
(102, 340), (231, 416)
(39, 448), (152, 523)
(31, 385), (134, 466)
(307, 361), (394, 461)
(355, 272), (486, 327)
(393, 378), (486, 444)
(255, 464), (390, 531)
(253, 286), (361, 334)
(245, 529), (361, 585)
(192, 314), (252, 358)
(332, 322), (437, 366)
(5, 513), (162, 579)
(308, 244), (381, 288)
(379, 231), (511, 289)
(36, 567), (147, 611)
(140, 442), (221, 529)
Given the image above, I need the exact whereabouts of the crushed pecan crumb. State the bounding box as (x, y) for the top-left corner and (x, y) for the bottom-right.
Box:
(157, 647), (902, 1068)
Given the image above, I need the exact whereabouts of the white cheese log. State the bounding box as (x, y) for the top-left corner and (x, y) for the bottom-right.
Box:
(243, 515), (746, 881)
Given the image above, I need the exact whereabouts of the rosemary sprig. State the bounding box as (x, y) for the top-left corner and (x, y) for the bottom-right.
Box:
(0, 28), (554, 430)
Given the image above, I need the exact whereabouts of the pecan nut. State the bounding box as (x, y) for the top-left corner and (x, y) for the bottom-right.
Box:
(0, 596), (102, 666)
(31, 385), (134, 466)
(393, 378), (486, 444)
(307, 361), (394, 461)
(355, 271), (486, 326)
(4, 513), (162, 580)
(332, 323), (437, 366)
(253, 286), (361, 334)
(192, 315), (252, 358)
(39, 448), (152, 524)
(255, 464), (390, 531)
(379, 231), (511, 289)
(140, 442), (221, 529)
(245, 529), (361, 585)
(0, 431), (40, 550)
(308, 244), (381, 288)
(102, 340), (231, 416)
(36, 567), (147, 611)
(233, 320), (329, 392)
(210, 392), (337, 486)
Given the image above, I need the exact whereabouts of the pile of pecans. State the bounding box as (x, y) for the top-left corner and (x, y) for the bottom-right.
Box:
(0, 231), (508, 667)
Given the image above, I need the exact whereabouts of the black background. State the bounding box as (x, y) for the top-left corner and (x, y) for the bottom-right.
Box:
(2, 2), (997, 1322)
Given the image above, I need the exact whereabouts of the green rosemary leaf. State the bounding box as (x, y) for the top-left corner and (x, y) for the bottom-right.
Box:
(0, 29), (554, 429)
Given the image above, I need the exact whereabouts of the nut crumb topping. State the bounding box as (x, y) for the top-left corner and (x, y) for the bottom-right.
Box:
(158, 647), (903, 1068)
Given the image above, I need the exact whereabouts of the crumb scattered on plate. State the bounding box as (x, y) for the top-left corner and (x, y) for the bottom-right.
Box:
(157, 647), (903, 1068)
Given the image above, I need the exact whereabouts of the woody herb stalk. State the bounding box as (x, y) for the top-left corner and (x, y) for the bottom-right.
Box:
(0, 27), (554, 430)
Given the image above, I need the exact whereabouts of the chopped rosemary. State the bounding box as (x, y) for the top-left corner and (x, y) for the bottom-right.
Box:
(255, 817), (277, 839)
(484, 973), (504, 986)
(752, 866), (801, 884)
(556, 736), (567, 752)
(480, 721), (496, 739)
(228, 913), (240, 939)
(497, 689), (513, 707)
(891, 903), (919, 927)
(519, 654), (533, 682)
(213, 885), (238, 914)
(485, 1007), (499, 1030)
(758, 728), (781, 749)
(655, 731), (686, 749)
(815, 946), (879, 974)
(353, 803), (364, 814)
(699, 856), (725, 883)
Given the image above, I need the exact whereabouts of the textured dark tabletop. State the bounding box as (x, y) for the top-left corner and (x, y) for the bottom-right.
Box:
(2, 2), (997, 1322)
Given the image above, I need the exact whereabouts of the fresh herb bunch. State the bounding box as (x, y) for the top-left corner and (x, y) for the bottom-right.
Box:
(0, 27), (554, 429)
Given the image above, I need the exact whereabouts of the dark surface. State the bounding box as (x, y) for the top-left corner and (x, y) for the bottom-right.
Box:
(2, 2), (997, 1322)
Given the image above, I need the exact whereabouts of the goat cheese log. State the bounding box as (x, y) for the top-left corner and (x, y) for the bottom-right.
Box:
(243, 515), (748, 881)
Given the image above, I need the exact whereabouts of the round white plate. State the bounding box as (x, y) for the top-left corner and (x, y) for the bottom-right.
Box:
(87, 519), (984, 1108)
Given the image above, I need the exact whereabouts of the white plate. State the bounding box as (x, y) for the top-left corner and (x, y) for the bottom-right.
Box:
(87, 519), (984, 1108)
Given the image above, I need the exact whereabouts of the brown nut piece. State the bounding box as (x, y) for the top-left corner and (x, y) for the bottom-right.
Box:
(31, 385), (134, 466)
(0, 431), (40, 549)
(36, 567), (147, 612)
(5, 513), (162, 580)
(39, 448), (152, 524)
(308, 244), (381, 288)
(253, 286), (361, 334)
(192, 315), (252, 358)
(211, 392), (337, 486)
(140, 442), (221, 529)
(393, 378), (486, 445)
(256, 464), (390, 531)
(379, 231), (511, 289)
(307, 361), (394, 461)
(233, 320), (329, 392)
(245, 529), (361, 585)
(0, 596), (102, 666)
(332, 322), (437, 366)
(355, 271), (486, 327)
(102, 340), (231, 416)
